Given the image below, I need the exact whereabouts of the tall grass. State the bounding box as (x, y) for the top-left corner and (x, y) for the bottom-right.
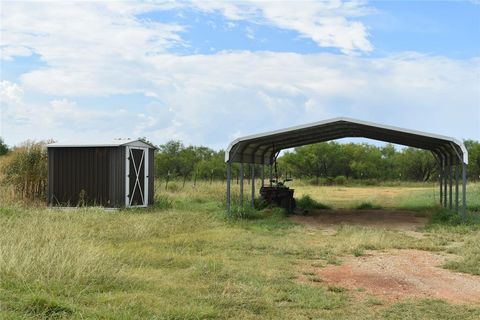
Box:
(0, 210), (130, 294)
(1, 181), (480, 318)
(1, 141), (49, 202)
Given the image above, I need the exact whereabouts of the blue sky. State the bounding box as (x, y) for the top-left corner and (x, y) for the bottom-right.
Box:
(1, 1), (479, 149)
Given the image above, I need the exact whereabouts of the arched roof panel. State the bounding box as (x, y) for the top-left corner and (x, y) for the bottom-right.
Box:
(225, 117), (468, 165)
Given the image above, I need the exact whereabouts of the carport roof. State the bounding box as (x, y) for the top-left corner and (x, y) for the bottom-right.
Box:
(225, 117), (468, 165)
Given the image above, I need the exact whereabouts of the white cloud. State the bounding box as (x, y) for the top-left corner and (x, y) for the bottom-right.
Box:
(5, 51), (479, 148)
(0, 2), (184, 64)
(1, 46), (32, 60)
(1, 80), (23, 104)
(1, 0), (372, 63)
(0, 81), (134, 143)
(1, 1), (479, 148)
(186, 0), (373, 54)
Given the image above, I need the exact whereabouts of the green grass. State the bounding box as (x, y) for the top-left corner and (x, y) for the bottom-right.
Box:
(1, 182), (479, 319)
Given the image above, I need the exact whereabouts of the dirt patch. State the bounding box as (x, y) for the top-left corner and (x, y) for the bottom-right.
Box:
(290, 209), (427, 232)
(314, 249), (480, 305)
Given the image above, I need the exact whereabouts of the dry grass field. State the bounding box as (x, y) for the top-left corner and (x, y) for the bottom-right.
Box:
(1, 181), (479, 319)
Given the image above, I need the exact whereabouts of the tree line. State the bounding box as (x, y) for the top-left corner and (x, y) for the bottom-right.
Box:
(154, 139), (480, 183)
(0, 138), (479, 202)
(280, 140), (480, 183)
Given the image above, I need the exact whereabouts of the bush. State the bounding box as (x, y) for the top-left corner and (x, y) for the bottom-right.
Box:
(334, 175), (347, 185)
(0, 137), (8, 156)
(469, 205), (480, 212)
(2, 141), (49, 200)
(325, 177), (335, 185)
(429, 209), (480, 227)
(355, 202), (382, 210)
(363, 179), (379, 186)
(296, 195), (330, 210)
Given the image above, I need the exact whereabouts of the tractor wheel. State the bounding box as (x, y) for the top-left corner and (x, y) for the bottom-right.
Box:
(281, 197), (294, 214)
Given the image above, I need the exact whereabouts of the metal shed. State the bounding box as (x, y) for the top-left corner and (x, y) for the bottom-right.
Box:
(225, 117), (469, 216)
(47, 139), (156, 208)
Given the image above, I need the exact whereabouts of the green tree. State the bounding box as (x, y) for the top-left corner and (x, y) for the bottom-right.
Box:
(155, 140), (185, 178)
(396, 148), (436, 181)
(0, 137), (8, 155)
(464, 140), (480, 181)
(154, 140), (226, 182)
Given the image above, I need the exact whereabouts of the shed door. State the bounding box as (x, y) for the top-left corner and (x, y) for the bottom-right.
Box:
(125, 147), (149, 207)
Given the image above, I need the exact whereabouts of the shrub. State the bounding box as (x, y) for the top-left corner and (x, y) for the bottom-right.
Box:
(325, 177), (335, 186)
(363, 179), (379, 186)
(296, 195), (331, 210)
(0, 137), (8, 156)
(469, 205), (480, 212)
(429, 209), (480, 227)
(355, 202), (382, 210)
(334, 175), (347, 185)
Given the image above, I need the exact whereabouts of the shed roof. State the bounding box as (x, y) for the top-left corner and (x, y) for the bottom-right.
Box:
(47, 138), (157, 149)
(225, 117), (468, 165)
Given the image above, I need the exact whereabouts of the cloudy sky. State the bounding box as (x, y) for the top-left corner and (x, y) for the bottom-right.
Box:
(1, 0), (479, 149)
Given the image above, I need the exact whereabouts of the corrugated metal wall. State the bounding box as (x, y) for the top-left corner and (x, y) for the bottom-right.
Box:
(108, 147), (126, 207)
(48, 146), (155, 208)
(48, 147), (112, 207)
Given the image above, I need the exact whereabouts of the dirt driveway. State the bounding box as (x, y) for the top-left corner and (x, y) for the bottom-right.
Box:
(291, 210), (480, 305)
(316, 249), (480, 305)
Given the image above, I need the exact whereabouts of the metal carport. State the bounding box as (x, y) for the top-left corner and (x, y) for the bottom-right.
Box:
(225, 117), (468, 217)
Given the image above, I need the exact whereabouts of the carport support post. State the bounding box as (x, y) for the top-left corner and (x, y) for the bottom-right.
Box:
(269, 163), (273, 187)
(449, 156), (453, 210)
(439, 156), (443, 206)
(226, 161), (231, 215)
(251, 164), (255, 208)
(455, 161), (459, 212)
(444, 157), (448, 208)
(462, 163), (467, 219)
(261, 165), (265, 187)
(240, 163), (244, 206)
